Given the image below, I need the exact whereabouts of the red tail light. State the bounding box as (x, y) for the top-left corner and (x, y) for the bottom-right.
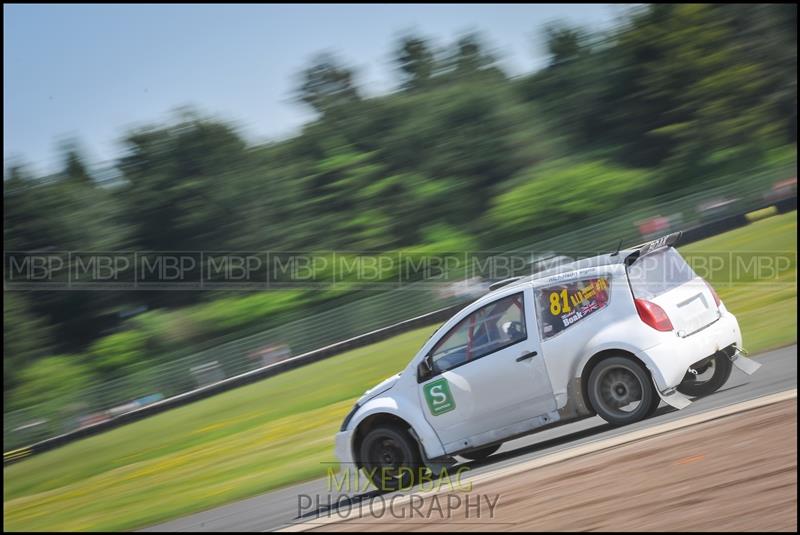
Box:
(634, 298), (673, 331)
(704, 279), (722, 307)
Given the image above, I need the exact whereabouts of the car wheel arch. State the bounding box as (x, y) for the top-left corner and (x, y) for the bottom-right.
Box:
(579, 348), (654, 413)
(352, 412), (421, 469)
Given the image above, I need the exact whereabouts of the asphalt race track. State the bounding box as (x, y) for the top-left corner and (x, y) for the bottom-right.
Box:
(142, 344), (798, 532)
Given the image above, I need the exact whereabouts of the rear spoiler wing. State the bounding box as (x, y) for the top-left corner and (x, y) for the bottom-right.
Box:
(624, 231), (682, 266)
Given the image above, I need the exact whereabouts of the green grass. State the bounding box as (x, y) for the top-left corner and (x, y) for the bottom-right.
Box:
(3, 325), (435, 531)
(3, 211), (796, 531)
(681, 210), (797, 353)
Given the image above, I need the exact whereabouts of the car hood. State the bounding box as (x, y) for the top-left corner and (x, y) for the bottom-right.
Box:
(358, 372), (401, 404)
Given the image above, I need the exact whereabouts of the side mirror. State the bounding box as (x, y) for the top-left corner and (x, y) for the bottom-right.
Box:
(417, 354), (434, 381)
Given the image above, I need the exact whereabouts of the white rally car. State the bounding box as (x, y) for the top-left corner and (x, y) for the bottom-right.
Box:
(335, 233), (761, 490)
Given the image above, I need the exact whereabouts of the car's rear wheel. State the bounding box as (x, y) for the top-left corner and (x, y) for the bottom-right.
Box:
(588, 356), (658, 426)
(460, 443), (501, 462)
(359, 425), (422, 492)
(676, 353), (733, 398)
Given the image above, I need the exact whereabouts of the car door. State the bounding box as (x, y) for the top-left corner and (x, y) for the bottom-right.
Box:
(418, 288), (556, 453)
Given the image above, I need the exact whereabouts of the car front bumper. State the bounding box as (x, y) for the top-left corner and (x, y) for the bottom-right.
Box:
(335, 429), (355, 466)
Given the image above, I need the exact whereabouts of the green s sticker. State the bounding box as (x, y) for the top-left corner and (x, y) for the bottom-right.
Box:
(423, 378), (456, 416)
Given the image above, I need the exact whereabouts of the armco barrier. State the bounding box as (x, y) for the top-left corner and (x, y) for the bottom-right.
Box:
(681, 213), (749, 244)
(3, 199), (796, 466)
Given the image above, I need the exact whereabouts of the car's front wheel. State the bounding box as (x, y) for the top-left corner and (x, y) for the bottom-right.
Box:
(359, 425), (422, 492)
(588, 356), (659, 426)
(676, 353), (733, 398)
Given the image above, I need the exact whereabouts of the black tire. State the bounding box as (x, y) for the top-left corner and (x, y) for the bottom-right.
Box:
(588, 356), (658, 426)
(358, 425), (423, 492)
(646, 391), (662, 417)
(460, 444), (501, 461)
(676, 354), (733, 398)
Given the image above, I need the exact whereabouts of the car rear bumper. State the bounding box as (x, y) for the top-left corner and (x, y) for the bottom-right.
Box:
(643, 308), (743, 391)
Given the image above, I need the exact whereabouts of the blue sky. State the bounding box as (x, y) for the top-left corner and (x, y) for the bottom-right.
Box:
(4, 4), (623, 174)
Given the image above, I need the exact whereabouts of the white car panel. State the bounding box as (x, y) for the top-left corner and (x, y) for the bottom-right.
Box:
(417, 288), (557, 453)
(356, 373), (448, 456)
(651, 278), (720, 336)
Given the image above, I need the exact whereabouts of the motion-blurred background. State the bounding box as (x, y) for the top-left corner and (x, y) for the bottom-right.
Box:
(2, 2), (797, 509)
(4, 2), (797, 446)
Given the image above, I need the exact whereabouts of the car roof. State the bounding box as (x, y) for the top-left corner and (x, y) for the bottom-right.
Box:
(484, 231), (682, 297)
(528, 252), (625, 280)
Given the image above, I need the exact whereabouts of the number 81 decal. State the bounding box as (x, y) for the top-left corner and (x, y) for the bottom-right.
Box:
(538, 277), (610, 339)
(549, 289), (572, 316)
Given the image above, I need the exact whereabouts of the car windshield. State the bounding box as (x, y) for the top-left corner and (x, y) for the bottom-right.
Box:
(626, 247), (697, 299)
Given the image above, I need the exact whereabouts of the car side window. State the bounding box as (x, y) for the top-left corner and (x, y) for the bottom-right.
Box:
(536, 277), (611, 340)
(429, 293), (527, 374)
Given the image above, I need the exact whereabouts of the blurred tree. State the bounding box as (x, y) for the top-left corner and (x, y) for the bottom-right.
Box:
(520, 23), (609, 150)
(355, 172), (468, 246)
(87, 330), (148, 380)
(118, 111), (248, 252)
(295, 52), (361, 115)
(4, 163), (55, 251)
(543, 22), (586, 68)
(452, 32), (495, 76)
(714, 4), (797, 143)
(615, 4), (776, 181)
(4, 160), (130, 350)
(60, 139), (94, 185)
(395, 34), (435, 91)
(3, 293), (53, 397)
(522, 3), (795, 183)
(9, 355), (92, 412)
(297, 147), (390, 248)
(414, 85), (518, 214)
(489, 160), (651, 240)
